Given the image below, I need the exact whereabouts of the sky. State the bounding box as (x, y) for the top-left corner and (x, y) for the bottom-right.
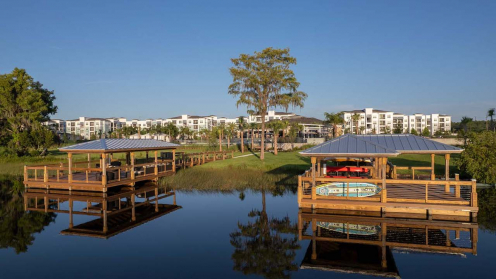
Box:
(1, 0), (495, 122)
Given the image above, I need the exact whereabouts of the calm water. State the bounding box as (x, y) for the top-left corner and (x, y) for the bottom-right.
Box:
(1, 181), (496, 279)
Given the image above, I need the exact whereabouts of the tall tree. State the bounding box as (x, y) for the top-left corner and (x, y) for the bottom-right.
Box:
(351, 113), (360, 135)
(488, 108), (495, 131)
(249, 122), (257, 151)
(226, 123), (237, 149)
(267, 120), (286, 155)
(238, 117), (247, 153)
(460, 116), (473, 146)
(228, 48), (307, 160)
(0, 68), (57, 156)
(324, 112), (344, 138)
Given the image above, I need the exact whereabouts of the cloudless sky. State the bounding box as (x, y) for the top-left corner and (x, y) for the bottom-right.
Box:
(1, 0), (495, 121)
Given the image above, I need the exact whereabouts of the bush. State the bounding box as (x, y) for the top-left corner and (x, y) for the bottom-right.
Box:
(457, 131), (496, 184)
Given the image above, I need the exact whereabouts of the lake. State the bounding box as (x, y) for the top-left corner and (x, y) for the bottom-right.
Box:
(1, 178), (496, 279)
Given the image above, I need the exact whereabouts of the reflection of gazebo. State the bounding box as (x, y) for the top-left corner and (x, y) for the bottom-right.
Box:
(299, 209), (478, 278)
(24, 184), (180, 238)
(24, 139), (179, 192)
(297, 134), (477, 221)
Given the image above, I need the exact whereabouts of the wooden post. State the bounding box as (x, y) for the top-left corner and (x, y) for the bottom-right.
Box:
(172, 149), (176, 172)
(311, 218), (317, 260)
(131, 152), (135, 180)
(381, 158), (387, 203)
(311, 157), (316, 200)
(425, 183), (429, 203)
(297, 175), (302, 207)
(88, 153), (91, 168)
(445, 154), (450, 181)
(317, 161), (321, 177)
(43, 166), (48, 183)
(202, 153), (205, 164)
(68, 153), (73, 183)
(455, 173), (459, 181)
(101, 153), (107, 186)
(24, 165), (27, 182)
(154, 151), (158, 175)
(430, 154), (435, 180)
(471, 179), (477, 207)
(392, 165), (397, 179)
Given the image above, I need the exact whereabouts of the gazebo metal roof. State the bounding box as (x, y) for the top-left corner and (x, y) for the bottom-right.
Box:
(300, 134), (463, 157)
(59, 139), (179, 153)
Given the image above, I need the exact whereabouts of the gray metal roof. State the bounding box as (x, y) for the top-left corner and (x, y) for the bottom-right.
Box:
(300, 134), (463, 157)
(300, 134), (400, 157)
(60, 139), (179, 153)
(356, 134), (462, 153)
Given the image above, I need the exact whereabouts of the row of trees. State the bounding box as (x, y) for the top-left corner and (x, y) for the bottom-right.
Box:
(0, 68), (58, 156)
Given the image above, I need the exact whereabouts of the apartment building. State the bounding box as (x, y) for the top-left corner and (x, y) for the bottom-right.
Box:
(43, 119), (66, 134)
(342, 108), (451, 135)
(165, 115), (238, 133)
(64, 117), (114, 139)
(247, 110), (296, 123)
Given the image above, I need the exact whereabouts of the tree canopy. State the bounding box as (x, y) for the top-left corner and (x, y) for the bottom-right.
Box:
(228, 47), (307, 160)
(457, 131), (496, 184)
(0, 68), (57, 156)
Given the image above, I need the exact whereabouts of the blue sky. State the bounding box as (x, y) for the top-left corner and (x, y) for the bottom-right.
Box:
(1, 0), (495, 121)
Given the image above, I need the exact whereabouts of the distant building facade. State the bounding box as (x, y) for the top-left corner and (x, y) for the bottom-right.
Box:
(342, 108), (451, 136)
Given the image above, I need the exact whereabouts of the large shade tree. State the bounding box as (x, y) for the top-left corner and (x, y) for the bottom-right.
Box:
(228, 48), (307, 160)
(0, 68), (57, 156)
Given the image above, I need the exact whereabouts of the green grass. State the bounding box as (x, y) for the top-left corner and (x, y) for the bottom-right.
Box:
(389, 153), (460, 175)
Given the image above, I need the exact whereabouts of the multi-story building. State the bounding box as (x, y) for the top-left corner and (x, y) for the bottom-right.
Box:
(247, 110), (296, 123)
(43, 119), (66, 134)
(165, 115), (238, 133)
(342, 108), (451, 136)
(64, 117), (114, 139)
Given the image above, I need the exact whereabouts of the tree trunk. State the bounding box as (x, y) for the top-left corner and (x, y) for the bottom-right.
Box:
(219, 133), (222, 151)
(227, 137), (230, 148)
(274, 133), (278, 155)
(241, 130), (244, 153)
(261, 112), (266, 160)
(251, 129), (254, 150)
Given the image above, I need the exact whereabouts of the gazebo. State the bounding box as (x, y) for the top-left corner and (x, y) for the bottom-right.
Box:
(297, 134), (477, 220)
(24, 139), (179, 192)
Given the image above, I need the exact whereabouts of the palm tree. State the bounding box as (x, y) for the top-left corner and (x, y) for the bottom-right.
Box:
(226, 122), (237, 149)
(212, 125), (224, 151)
(238, 116), (247, 153)
(179, 126), (191, 140)
(324, 112), (344, 138)
(351, 113), (361, 135)
(249, 123), (257, 151)
(267, 120), (286, 155)
(460, 116), (473, 146)
(488, 108), (495, 131)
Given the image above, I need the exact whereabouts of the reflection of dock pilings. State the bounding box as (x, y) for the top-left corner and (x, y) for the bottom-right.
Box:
(298, 209), (478, 278)
(24, 184), (181, 239)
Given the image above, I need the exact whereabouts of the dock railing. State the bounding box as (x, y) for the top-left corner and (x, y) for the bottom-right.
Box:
(298, 168), (477, 208)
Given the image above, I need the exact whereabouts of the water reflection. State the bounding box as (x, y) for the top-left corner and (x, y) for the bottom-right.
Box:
(0, 176), (55, 254)
(230, 188), (300, 279)
(299, 209), (478, 278)
(23, 184), (180, 239)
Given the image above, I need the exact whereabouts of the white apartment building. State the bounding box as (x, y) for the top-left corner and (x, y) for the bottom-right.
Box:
(247, 110), (296, 123)
(165, 115), (238, 133)
(342, 108), (451, 136)
(43, 119), (66, 134)
(65, 117), (114, 139)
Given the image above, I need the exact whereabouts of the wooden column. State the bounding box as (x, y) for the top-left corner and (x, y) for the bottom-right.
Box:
(445, 154), (450, 180)
(24, 165), (28, 183)
(154, 151), (158, 175)
(311, 157), (317, 200)
(101, 153), (107, 186)
(311, 218), (317, 260)
(317, 160), (321, 177)
(130, 152), (135, 179)
(68, 153), (73, 183)
(431, 154), (435, 180)
(381, 158), (387, 203)
(88, 153), (91, 168)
